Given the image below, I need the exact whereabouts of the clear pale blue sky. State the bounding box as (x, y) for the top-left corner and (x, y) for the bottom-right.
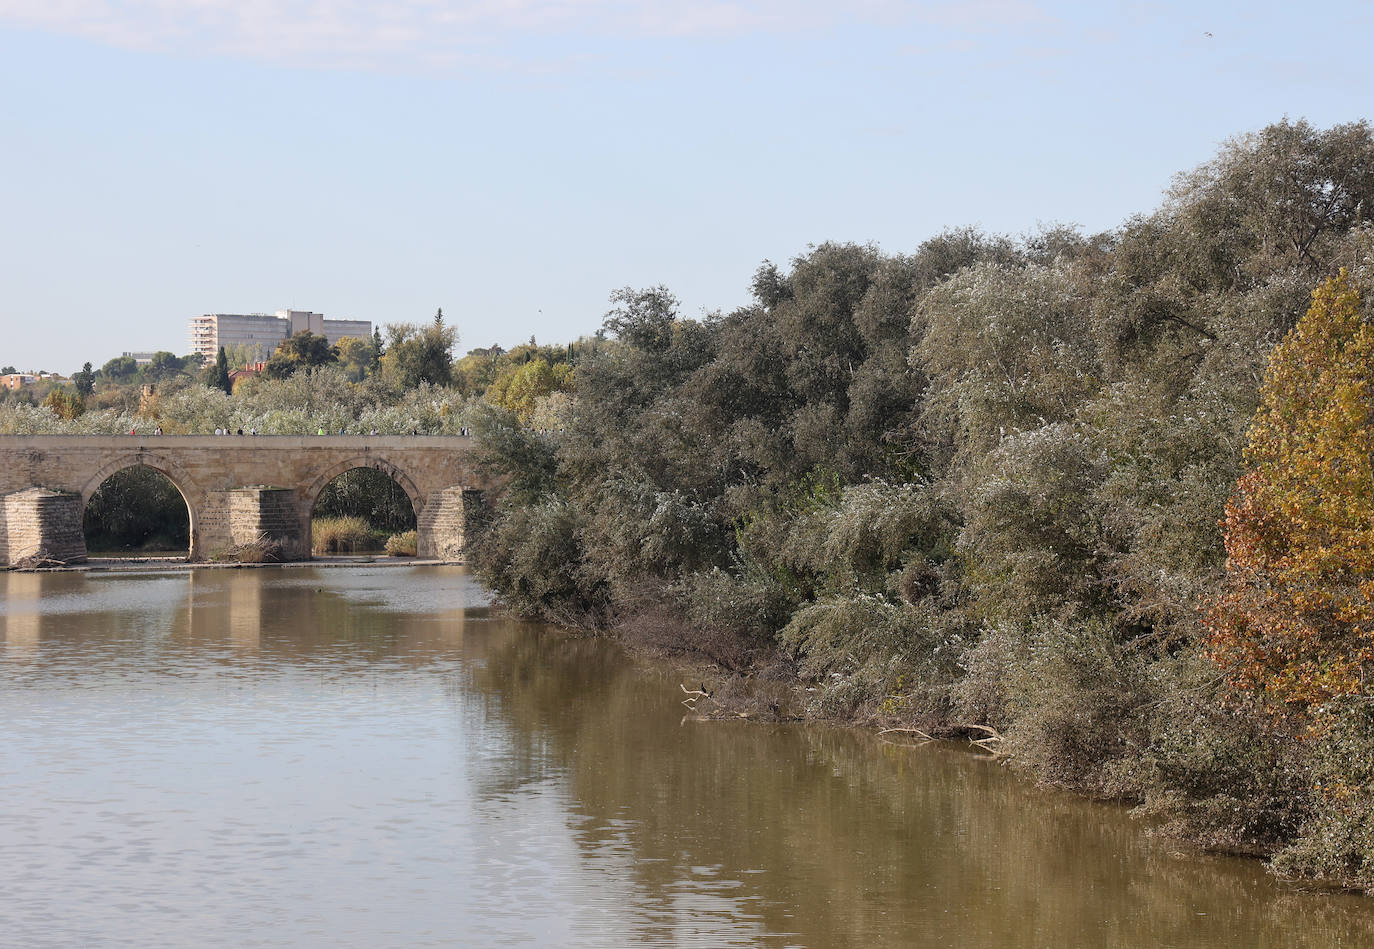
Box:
(2, 1), (1371, 373)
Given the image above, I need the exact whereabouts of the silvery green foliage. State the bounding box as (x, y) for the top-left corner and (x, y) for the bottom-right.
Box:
(152, 384), (235, 432)
(813, 480), (949, 590)
(529, 390), (574, 432)
(0, 402), (136, 434)
(915, 261), (1100, 475)
(1085, 379), (1244, 630)
(580, 478), (727, 590)
(958, 422), (1108, 620)
(680, 566), (791, 644)
(470, 495), (605, 624)
(1, 368), (480, 435)
(778, 592), (952, 717)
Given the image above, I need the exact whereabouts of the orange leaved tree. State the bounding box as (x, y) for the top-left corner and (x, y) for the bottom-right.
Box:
(1207, 271), (1374, 719)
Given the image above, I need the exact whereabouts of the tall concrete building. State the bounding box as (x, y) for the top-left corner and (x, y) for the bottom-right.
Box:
(189, 310), (372, 361)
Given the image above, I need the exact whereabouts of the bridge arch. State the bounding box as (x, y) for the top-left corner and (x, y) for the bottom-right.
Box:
(302, 455), (425, 521)
(78, 453), (200, 558)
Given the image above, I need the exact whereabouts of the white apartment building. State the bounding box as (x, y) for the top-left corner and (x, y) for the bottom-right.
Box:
(189, 310), (372, 361)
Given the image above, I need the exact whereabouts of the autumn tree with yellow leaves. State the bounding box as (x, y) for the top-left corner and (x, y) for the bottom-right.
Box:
(1207, 272), (1374, 720)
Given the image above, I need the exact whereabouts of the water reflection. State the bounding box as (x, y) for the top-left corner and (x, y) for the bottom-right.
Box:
(3, 567), (1374, 948)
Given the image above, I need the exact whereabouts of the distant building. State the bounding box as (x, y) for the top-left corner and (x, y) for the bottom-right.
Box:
(2, 372), (64, 390)
(2, 373), (38, 390)
(188, 309), (372, 361)
(122, 352), (158, 366)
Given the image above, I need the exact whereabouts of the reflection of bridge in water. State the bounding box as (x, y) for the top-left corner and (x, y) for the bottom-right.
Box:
(0, 568), (473, 659)
(0, 436), (491, 566)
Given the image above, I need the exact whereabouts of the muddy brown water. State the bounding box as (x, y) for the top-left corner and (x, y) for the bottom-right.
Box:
(4, 566), (1374, 948)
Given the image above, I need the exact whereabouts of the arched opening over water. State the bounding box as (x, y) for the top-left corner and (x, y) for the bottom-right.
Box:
(82, 465), (192, 559)
(309, 466), (418, 557)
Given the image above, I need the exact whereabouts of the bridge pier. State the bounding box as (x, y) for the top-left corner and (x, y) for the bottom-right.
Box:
(199, 487), (310, 561)
(1, 488), (88, 566)
(417, 487), (485, 561)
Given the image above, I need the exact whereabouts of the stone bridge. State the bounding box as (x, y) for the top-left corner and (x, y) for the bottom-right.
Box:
(0, 435), (491, 566)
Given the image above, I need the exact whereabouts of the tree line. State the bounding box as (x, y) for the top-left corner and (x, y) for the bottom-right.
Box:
(465, 119), (1374, 892)
(0, 310), (587, 435)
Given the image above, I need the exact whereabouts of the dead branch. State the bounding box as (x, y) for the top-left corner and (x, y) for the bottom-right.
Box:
(680, 682), (712, 709)
(877, 726), (934, 741)
(961, 723), (1006, 754)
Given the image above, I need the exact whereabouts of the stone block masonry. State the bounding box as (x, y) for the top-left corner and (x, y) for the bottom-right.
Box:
(2, 488), (87, 566)
(0, 436), (494, 567)
(224, 488), (307, 559)
(417, 488), (485, 560)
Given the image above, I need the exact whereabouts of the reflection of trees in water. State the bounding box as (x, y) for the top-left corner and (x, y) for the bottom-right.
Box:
(463, 625), (1374, 948)
(83, 465), (189, 553)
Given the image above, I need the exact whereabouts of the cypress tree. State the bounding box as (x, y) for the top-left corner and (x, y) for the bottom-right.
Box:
(215, 346), (232, 395)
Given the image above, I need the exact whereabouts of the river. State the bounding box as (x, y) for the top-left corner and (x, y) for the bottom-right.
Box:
(3, 565), (1373, 948)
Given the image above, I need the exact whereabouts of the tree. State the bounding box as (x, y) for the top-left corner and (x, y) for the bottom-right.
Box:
(72, 362), (95, 397)
(486, 358), (574, 424)
(101, 355), (138, 380)
(223, 342), (266, 369)
(382, 319), (456, 388)
(335, 335), (377, 381)
(83, 466), (188, 552)
(603, 286), (677, 353)
(148, 351), (185, 381)
(214, 347), (233, 395)
(263, 331), (337, 380)
(1206, 272), (1374, 719)
(42, 387), (84, 420)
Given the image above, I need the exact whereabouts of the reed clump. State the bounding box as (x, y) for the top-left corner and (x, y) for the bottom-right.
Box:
(312, 516), (385, 555)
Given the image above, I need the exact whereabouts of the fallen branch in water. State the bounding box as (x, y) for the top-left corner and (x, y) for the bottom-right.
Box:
(962, 724), (1005, 754)
(680, 682), (712, 709)
(877, 726), (934, 741)
(876, 723), (1009, 757)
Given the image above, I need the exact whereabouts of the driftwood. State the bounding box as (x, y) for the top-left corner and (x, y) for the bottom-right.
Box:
(211, 532), (285, 564)
(876, 723), (1009, 757)
(11, 549), (77, 570)
(877, 726), (935, 741)
(680, 683), (712, 709)
(963, 724), (1006, 754)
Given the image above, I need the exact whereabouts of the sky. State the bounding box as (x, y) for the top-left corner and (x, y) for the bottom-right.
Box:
(2, 0), (1372, 373)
